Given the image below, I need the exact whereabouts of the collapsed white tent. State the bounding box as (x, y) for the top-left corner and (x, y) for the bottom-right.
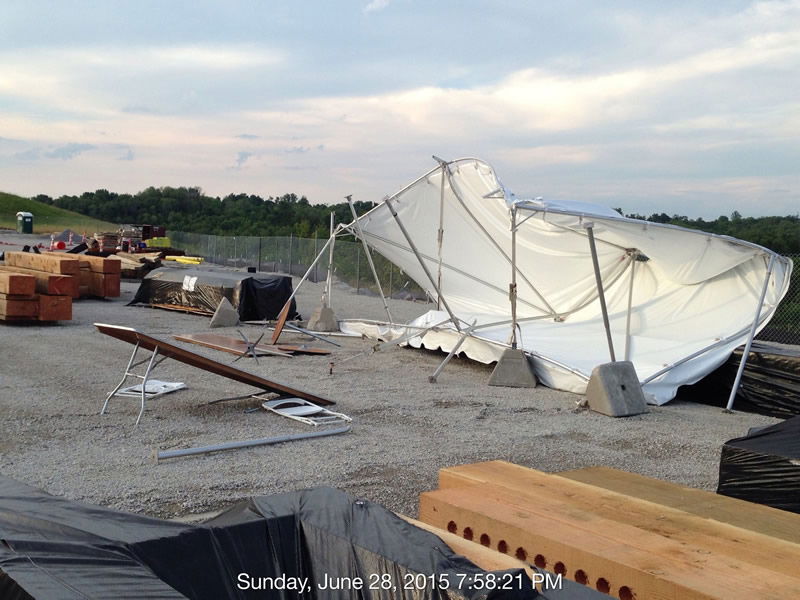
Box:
(342, 158), (792, 404)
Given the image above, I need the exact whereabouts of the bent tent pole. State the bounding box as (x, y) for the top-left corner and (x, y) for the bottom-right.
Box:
(346, 195), (394, 323)
(384, 196), (463, 332)
(429, 319), (479, 383)
(725, 253), (776, 411)
(585, 221), (616, 362)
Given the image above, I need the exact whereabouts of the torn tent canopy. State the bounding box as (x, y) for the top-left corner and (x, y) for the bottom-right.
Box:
(128, 267), (298, 321)
(347, 158), (792, 405)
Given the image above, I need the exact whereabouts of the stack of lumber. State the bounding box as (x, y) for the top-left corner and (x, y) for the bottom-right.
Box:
(419, 461), (800, 600)
(94, 231), (119, 251)
(0, 268), (71, 322)
(116, 251), (162, 278)
(0, 252), (121, 321)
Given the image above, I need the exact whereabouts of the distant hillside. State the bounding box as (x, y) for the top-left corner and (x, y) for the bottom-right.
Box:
(0, 192), (117, 235)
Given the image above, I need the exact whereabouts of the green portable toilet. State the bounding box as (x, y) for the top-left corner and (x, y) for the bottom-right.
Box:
(16, 211), (33, 234)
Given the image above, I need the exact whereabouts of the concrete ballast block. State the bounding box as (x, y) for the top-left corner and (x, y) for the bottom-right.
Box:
(586, 361), (648, 417)
(307, 305), (338, 332)
(209, 297), (239, 328)
(488, 348), (538, 388)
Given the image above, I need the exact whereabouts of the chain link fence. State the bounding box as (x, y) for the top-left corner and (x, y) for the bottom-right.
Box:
(169, 230), (800, 346)
(169, 231), (430, 302)
(757, 255), (800, 345)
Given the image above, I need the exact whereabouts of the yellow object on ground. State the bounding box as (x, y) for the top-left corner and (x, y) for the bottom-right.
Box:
(163, 256), (204, 264)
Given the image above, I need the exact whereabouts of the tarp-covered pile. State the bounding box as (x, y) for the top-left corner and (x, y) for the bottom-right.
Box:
(0, 477), (546, 599)
(129, 267), (297, 321)
(346, 158), (792, 404)
(717, 416), (800, 514)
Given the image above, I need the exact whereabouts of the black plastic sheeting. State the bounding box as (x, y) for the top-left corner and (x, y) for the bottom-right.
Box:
(0, 479), (610, 600)
(128, 267), (298, 321)
(678, 341), (800, 419)
(717, 415), (800, 514)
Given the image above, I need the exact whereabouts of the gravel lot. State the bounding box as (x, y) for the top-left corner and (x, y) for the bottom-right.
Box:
(0, 230), (779, 519)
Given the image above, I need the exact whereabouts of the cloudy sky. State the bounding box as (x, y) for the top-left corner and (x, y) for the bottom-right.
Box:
(1, 1), (798, 218)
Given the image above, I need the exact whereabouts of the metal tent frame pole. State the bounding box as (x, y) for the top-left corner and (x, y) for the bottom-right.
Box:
(271, 231), (339, 323)
(346, 195), (394, 323)
(510, 205), (519, 349)
(584, 221), (616, 362)
(624, 251), (637, 361)
(323, 212), (335, 307)
(433, 156), (448, 312)
(725, 253), (776, 411)
(441, 162), (557, 316)
(384, 197), (463, 332)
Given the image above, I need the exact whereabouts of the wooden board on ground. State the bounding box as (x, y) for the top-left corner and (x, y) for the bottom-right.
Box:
(175, 332), (330, 357)
(95, 323), (335, 406)
(270, 300), (291, 345)
(4, 252), (79, 275)
(37, 295), (72, 321)
(0, 294), (39, 318)
(557, 465), (800, 545)
(419, 484), (800, 600)
(438, 461), (800, 581)
(0, 272), (35, 296)
(0, 265), (75, 296)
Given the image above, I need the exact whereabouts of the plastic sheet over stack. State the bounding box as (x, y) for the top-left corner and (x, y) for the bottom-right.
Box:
(717, 416), (800, 514)
(0, 477), (537, 599)
(346, 158), (792, 404)
(128, 267), (297, 321)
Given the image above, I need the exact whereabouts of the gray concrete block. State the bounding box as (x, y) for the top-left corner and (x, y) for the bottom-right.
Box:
(586, 361), (648, 417)
(209, 297), (239, 328)
(307, 305), (338, 332)
(488, 348), (538, 388)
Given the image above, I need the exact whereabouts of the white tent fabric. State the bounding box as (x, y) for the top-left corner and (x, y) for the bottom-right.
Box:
(345, 158), (792, 404)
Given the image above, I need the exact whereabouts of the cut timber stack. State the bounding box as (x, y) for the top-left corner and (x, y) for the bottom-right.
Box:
(419, 460), (800, 600)
(0, 270), (71, 322)
(42, 252), (121, 298)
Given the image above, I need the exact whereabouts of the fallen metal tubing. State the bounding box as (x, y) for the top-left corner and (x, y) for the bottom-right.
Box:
(284, 322), (342, 346)
(155, 425), (351, 461)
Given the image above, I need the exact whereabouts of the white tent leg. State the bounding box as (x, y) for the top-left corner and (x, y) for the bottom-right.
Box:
(384, 197), (463, 332)
(347, 195), (394, 322)
(725, 253), (776, 411)
(325, 212), (335, 307)
(272, 232), (337, 322)
(510, 206), (519, 348)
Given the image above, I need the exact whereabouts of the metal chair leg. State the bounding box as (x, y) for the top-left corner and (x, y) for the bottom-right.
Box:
(101, 342), (140, 415)
(135, 347), (160, 427)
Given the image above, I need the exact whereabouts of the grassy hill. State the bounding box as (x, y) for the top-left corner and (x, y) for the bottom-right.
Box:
(0, 192), (117, 235)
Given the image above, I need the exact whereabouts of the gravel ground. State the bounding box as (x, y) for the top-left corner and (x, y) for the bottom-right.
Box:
(0, 230), (780, 519)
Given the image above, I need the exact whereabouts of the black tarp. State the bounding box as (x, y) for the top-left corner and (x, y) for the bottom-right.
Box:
(677, 341), (800, 419)
(717, 415), (800, 513)
(128, 267), (298, 321)
(0, 479), (609, 600)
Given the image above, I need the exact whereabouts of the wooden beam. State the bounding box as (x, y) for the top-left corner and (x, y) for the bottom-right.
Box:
(439, 461), (800, 580)
(4, 252), (79, 275)
(558, 465), (800, 545)
(419, 485), (800, 600)
(44, 251), (121, 274)
(37, 294), (72, 321)
(0, 272), (35, 296)
(0, 265), (76, 296)
(0, 294), (39, 318)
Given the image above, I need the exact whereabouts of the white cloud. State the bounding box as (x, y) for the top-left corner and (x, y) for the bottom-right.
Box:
(364, 0), (391, 14)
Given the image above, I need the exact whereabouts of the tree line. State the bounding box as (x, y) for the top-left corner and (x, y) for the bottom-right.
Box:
(31, 187), (799, 253)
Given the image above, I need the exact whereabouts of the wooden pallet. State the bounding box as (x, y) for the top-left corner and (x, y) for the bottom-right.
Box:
(419, 461), (800, 600)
